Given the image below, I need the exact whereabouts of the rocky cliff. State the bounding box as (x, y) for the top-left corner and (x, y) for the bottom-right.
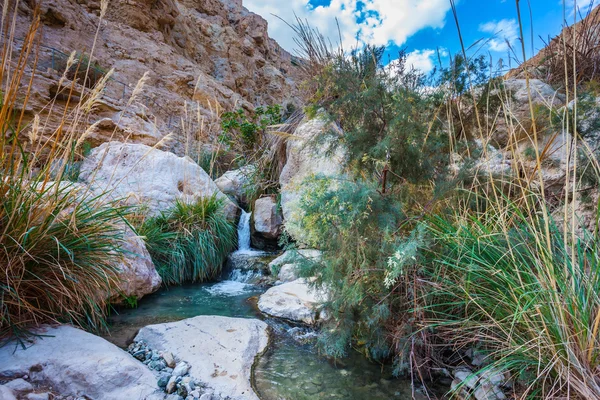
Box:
(14, 0), (300, 153)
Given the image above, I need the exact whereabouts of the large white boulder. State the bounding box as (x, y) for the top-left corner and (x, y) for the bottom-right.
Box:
(79, 142), (237, 219)
(258, 279), (328, 324)
(279, 117), (345, 241)
(134, 316), (269, 400)
(0, 326), (160, 400)
(253, 196), (283, 239)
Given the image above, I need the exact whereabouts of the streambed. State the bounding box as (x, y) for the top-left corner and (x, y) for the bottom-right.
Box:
(104, 212), (432, 399)
(105, 270), (429, 400)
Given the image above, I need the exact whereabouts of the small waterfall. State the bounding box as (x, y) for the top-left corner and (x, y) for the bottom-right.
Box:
(228, 268), (261, 283)
(237, 210), (252, 252)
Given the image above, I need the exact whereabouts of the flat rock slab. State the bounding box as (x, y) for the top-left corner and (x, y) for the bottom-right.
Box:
(258, 279), (327, 324)
(0, 325), (160, 400)
(134, 316), (269, 400)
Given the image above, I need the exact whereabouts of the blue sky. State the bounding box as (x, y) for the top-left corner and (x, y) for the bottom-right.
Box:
(245, 0), (594, 74)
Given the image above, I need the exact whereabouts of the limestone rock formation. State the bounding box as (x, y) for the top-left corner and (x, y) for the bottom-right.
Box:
(279, 116), (345, 242)
(78, 141), (237, 219)
(0, 325), (160, 400)
(258, 279), (328, 324)
(115, 225), (162, 301)
(15, 0), (299, 152)
(215, 165), (255, 204)
(134, 316), (269, 400)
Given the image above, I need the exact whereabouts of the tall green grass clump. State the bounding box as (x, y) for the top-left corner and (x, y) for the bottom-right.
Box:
(423, 189), (600, 398)
(0, 181), (128, 342)
(137, 196), (236, 285)
(1, 7), (134, 343)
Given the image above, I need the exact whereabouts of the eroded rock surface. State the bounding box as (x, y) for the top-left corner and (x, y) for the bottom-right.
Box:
(280, 116), (345, 242)
(0, 326), (160, 400)
(79, 141), (237, 218)
(258, 279), (328, 324)
(15, 0), (299, 152)
(134, 316), (269, 400)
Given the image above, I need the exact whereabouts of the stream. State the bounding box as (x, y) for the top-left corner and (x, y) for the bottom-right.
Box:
(104, 211), (431, 400)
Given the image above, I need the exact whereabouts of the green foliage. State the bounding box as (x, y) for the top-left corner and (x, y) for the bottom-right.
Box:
(220, 105), (282, 149)
(425, 194), (600, 399)
(1, 179), (128, 343)
(306, 47), (449, 184)
(123, 295), (138, 309)
(55, 52), (107, 89)
(137, 196), (236, 285)
(292, 175), (420, 364)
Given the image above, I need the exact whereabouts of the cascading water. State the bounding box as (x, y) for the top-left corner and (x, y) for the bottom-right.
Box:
(206, 210), (267, 295)
(236, 210), (252, 253)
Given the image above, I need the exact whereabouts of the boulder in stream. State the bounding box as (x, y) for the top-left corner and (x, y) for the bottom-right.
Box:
(258, 278), (328, 324)
(134, 316), (269, 400)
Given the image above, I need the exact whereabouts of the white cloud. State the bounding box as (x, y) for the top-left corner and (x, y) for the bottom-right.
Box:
(479, 19), (519, 52)
(244, 0), (451, 53)
(404, 49), (436, 73)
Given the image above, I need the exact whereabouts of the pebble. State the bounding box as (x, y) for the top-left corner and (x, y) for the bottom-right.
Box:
(166, 376), (178, 394)
(26, 393), (50, 400)
(163, 352), (176, 368)
(5, 378), (34, 393)
(172, 362), (190, 378)
(199, 393), (213, 400)
(157, 374), (171, 388)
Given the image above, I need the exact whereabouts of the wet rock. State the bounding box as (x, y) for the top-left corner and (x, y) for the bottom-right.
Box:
(258, 278), (328, 324)
(252, 196), (283, 240)
(135, 316), (268, 400)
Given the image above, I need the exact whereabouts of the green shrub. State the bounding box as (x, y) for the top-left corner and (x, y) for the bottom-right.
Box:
(291, 176), (422, 364)
(1, 180), (128, 344)
(304, 46), (449, 185)
(137, 196), (236, 285)
(424, 194), (600, 399)
(220, 105), (282, 149)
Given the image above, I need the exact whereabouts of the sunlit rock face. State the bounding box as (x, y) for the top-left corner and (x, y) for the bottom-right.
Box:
(0, 325), (161, 400)
(14, 0), (300, 152)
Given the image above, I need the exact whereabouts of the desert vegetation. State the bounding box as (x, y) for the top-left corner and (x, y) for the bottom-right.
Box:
(275, 3), (600, 398)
